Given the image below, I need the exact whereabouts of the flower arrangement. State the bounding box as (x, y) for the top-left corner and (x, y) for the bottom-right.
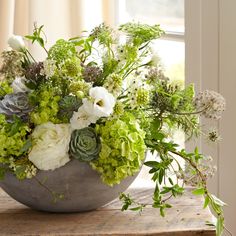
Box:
(0, 23), (226, 235)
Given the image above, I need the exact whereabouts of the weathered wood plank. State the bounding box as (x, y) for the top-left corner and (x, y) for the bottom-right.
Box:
(0, 188), (216, 236)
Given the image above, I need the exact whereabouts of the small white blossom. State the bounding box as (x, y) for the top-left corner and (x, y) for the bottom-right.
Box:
(70, 106), (98, 130)
(43, 59), (57, 78)
(83, 87), (116, 117)
(8, 35), (25, 51)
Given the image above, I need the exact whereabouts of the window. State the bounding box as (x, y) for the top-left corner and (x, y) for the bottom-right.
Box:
(115, 0), (185, 187)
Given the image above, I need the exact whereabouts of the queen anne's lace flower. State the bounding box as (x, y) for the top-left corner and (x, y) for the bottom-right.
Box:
(194, 90), (226, 119)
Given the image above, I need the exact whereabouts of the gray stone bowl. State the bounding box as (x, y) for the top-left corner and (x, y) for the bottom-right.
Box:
(0, 159), (138, 212)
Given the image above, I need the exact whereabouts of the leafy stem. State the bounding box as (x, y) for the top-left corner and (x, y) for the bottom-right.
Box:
(170, 149), (225, 236)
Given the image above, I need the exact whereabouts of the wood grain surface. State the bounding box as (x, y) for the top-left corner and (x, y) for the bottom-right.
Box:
(0, 187), (216, 236)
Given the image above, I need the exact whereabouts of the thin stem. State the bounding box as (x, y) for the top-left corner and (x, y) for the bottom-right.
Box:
(26, 49), (36, 63)
(168, 105), (210, 116)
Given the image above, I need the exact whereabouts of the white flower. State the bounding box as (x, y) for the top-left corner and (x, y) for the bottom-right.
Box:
(83, 87), (116, 117)
(70, 106), (98, 130)
(29, 122), (71, 171)
(43, 59), (57, 78)
(11, 77), (30, 93)
(8, 35), (25, 51)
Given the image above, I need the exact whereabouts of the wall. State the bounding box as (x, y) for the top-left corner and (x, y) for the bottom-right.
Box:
(219, 0), (236, 234)
(185, 0), (236, 234)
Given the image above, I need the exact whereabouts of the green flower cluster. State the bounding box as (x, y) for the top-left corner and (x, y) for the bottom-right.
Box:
(47, 39), (82, 79)
(29, 86), (61, 125)
(91, 112), (146, 186)
(0, 81), (13, 98)
(0, 114), (30, 159)
(136, 88), (150, 107)
(60, 57), (82, 78)
(48, 39), (77, 63)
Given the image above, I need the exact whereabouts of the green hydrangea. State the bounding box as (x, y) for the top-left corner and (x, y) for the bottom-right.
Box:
(0, 81), (13, 98)
(0, 114), (30, 159)
(91, 112), (146, 186)
(29, 86), (61, 125)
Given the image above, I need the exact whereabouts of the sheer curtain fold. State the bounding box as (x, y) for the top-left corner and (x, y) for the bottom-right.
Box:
(0, 0), (114, 56)
(0, 0), (15, 52)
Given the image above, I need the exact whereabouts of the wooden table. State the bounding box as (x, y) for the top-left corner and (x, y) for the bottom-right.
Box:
(0, 187), (215, 236)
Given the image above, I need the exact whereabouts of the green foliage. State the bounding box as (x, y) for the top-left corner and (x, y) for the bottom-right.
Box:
(119, 193), (146, 212)
(25, 25), (47, 50)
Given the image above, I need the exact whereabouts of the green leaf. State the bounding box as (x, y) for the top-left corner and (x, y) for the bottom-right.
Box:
(160, 206), (165, 217)
(168, 177), (174, 185)
(192, 188), (205, 196)
(160, 187), (171, 194)
(158, 168), (164, 184)
(211, 194), (227, 207)
(130, 206), (143, 211)
(8, 116), (23, 136)
(144, 161), (160, 168)
(203, 196), (210, 209)
(20, 139), (32, 153)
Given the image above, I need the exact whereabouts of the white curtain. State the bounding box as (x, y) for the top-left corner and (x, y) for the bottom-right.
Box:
(0, 0), (116, 59)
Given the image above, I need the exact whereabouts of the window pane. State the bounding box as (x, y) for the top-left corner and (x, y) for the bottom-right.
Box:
(118, 0), (184, 32)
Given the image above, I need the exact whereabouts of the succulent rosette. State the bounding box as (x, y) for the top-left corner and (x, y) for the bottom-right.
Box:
(69, 127), (101, 162)
(0, 92), (32, 121)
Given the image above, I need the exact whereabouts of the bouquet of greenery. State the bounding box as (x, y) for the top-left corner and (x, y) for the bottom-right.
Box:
(0, 23), (226, 235)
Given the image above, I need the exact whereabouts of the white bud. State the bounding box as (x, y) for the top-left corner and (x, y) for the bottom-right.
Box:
(7, 35), (25, 51)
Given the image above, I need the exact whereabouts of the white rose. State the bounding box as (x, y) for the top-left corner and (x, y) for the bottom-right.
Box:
(29, 122), (71, 171)
(12, 77), (31, 93)
(70, 106), (98, 130)
(83, 87), (116, 117)
(8, 35), (25, 51)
